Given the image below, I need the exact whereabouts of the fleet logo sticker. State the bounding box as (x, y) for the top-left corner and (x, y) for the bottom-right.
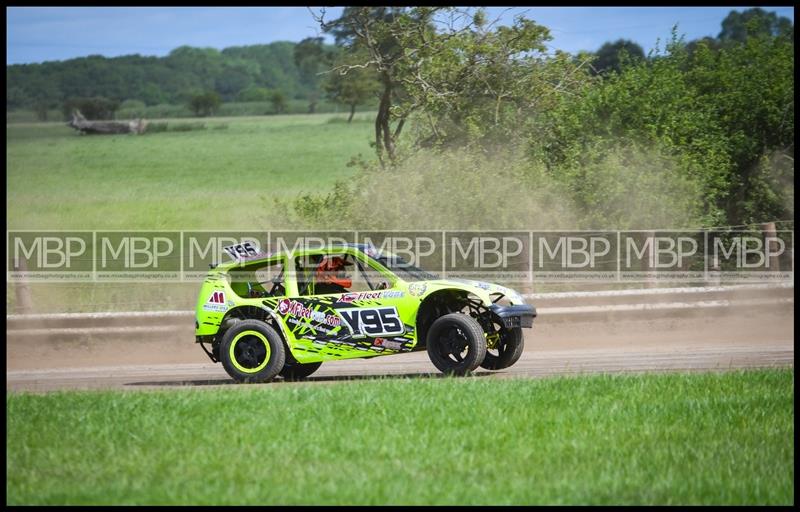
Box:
(277, 299), (291, 315)
(278, 299), (341, 327)
(338, 290), (404, 303)
(203, 290), (228, 312)
(408, 283), (427, 297)
(339, 306), (404, 338)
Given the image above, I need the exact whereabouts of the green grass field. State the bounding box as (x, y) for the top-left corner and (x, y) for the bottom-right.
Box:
(6, 369), (794, 505)
(7, 114), (375, 313)
(7, 113), (374, 230)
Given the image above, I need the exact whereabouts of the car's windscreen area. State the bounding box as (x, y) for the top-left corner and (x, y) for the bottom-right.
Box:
(372, 255), (439, 282)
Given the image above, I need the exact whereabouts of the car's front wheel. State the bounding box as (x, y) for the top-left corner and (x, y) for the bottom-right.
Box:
(480, 326), (524, 370)
(426, 313), (487, 376)
(219, 319), (285, 383)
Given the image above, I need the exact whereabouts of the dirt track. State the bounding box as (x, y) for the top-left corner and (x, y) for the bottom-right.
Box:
(6, 310), (794, 392)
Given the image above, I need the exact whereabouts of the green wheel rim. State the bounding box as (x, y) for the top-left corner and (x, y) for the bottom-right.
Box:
(229, 330), (271, 373)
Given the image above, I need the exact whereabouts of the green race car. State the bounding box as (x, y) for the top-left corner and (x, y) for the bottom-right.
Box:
(195, 243), (536, 383)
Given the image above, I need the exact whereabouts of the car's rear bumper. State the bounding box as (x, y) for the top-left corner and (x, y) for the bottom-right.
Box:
(489, 303), (536, 329)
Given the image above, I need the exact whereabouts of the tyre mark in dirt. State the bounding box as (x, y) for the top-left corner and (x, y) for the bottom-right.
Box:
(7, 342), (793, 392)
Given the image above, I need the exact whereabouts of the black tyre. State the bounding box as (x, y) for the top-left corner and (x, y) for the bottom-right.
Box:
(280, 361), (323, 381)
(480, 326), (524, 370)
(426, 313), (487, 376)
(219, 319), (286, 383)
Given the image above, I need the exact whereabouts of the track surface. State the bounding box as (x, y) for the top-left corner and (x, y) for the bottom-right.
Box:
(6, 312), (794, 392)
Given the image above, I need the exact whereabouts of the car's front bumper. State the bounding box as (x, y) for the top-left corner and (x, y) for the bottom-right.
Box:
(489, 303), (536, 329)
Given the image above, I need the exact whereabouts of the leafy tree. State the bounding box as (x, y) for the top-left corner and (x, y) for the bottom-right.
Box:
(402, 15), (592, 151)
(238, 86), (273, 102)
(316, 6), (438, 165)
(591, 39), (645, 76)
(215, 61), (256, 101)
(6, 86), (28, 110)
(293, 37), (333, 113)
(62, 96), (120, 120)
(118, 99), (146, 117)
(718, 7), (793, 43)
(324, 49), (380, 122)
(270, 90), (287, 114)
(187, 91), (221, 117)
(26, 73), (61, 121)
(140, 83), (167, 106)
(321, 6), (407, 47)
(316, 7), (593, 162)
(686, 36), (722, 58)
(539, 27), (794, 226)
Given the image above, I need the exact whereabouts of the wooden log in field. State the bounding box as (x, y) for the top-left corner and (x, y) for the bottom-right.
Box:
(67, 110), (148, 135)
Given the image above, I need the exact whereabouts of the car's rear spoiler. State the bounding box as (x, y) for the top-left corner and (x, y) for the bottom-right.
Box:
(489, 303), (537, 329)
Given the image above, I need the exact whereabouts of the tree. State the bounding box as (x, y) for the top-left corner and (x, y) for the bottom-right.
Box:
(270, 90), (287, 114)
(140, 83), (167, 106)
(215, 61), (256, 101)
(718, 7), (793, 43)
(27, 73), (61, 121)
(187, 91), (221, 117)
(591, 39), (645, 76)
(686, 36), (722, 58)
(316, 7), (436, 165)
(315, 7), (591, 163)
(324, 49), (380, 122)
(62, 96), (120, 120)
(541, 28), (794, 226)
(238, 86), (273, 102)
(293, 37), (332, 113)
(6, 86), (29, 110)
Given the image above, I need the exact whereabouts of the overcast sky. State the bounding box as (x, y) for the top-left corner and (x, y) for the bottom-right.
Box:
(6, 6), (795, 65)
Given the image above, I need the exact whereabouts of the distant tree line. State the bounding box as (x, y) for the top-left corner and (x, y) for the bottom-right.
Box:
(6, 41), (350, 119)
(10, 8), (790, 127)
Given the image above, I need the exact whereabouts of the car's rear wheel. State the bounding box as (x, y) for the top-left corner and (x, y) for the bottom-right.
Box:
(426, 313), (487, 376)
(480, 326), (524, 370)
(280, 361), (322, 381)
(220, 319), (285, 383)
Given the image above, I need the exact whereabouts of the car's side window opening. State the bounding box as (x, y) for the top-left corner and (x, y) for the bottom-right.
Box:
(228, 259), (286, 298)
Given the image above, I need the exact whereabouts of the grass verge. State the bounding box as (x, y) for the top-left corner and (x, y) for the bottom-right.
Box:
(6, 369), (794, 505)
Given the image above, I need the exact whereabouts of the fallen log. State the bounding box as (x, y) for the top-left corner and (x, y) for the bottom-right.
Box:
(67, 110), (148, 135)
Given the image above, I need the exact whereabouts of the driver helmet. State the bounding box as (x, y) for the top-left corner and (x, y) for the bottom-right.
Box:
(315, 256), (352, 289)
